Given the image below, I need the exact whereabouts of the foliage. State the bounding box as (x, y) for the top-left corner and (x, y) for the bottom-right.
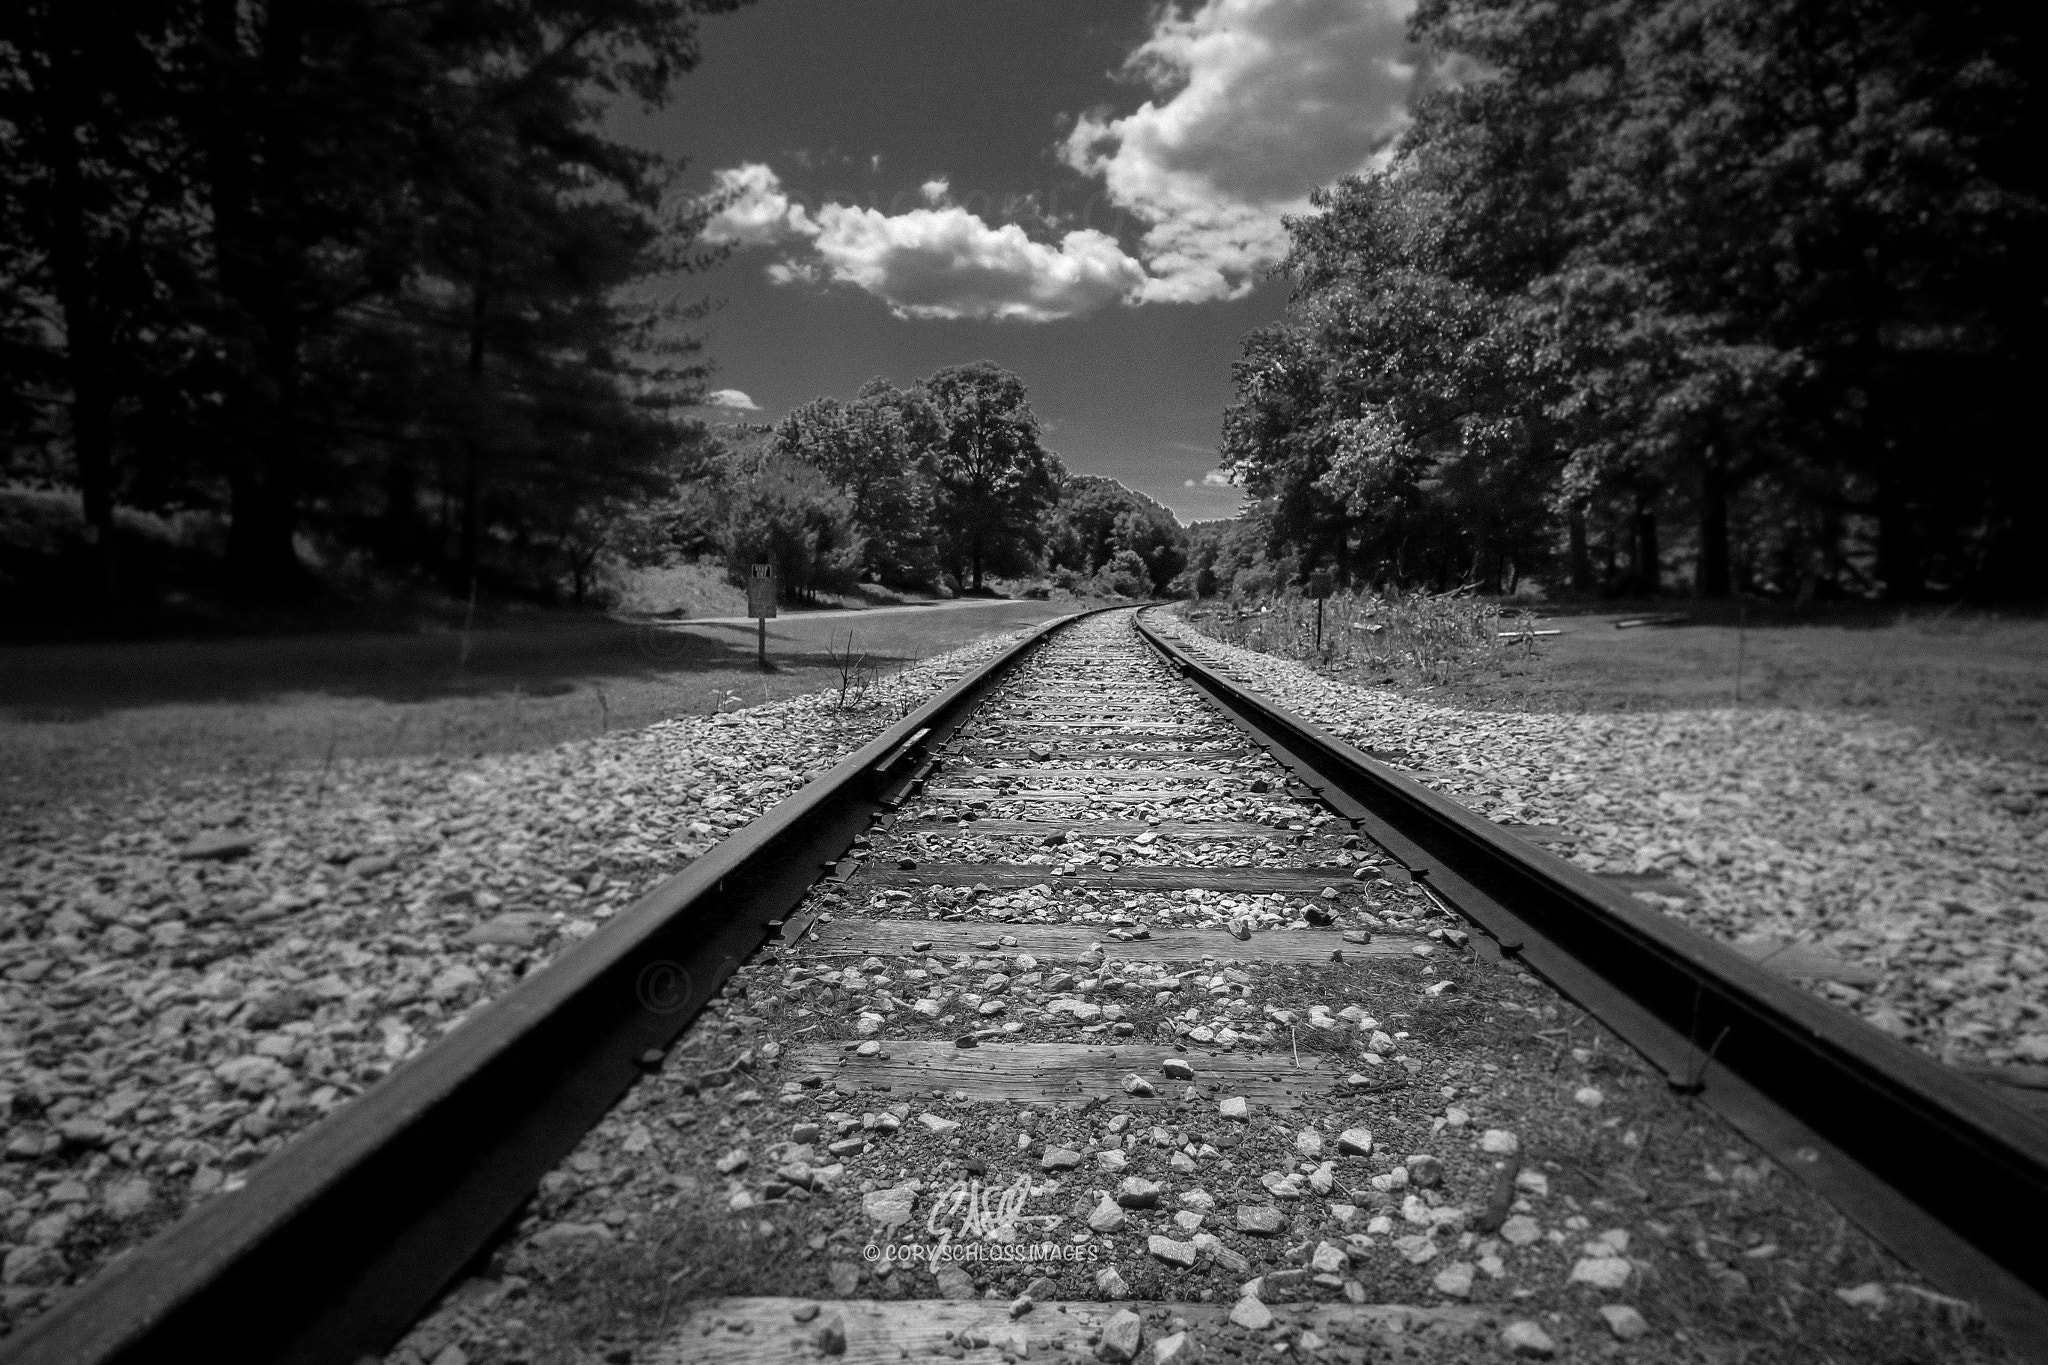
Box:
(0, 0), (744, 618)
(1219, 0), (2046, 602)
(711, 431), (862, 605)
(772, 378), (942, 589)
(1178, 585), (1511, 688)
(922, 361), (1061, 591)
(1040, 473), (1186, 595)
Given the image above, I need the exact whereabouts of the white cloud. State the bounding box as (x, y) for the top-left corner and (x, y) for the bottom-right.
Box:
(1184, 469), (1236, 487)
(704, 389), (761, 411)
(1064, 0), (1418, 303)
(805, 204), (1145, 322)
(920, 178), (950, 205)
(702, 163), (816, 247)
(702, 164), (1147, 322)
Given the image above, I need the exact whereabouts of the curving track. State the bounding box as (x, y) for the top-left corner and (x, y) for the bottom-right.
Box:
(7, 607), (2045, 1365)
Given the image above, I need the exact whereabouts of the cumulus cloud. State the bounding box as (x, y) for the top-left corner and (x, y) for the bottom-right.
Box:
(1064, 0), (1418, 303)
(1184, 469), (1236, 487)
(920, 178), (950, 205)
(805, 204), (1144, 322)
(704, 389), (761, 411)
(702, 163), (1147, 322)
(702, 163), (816, 247)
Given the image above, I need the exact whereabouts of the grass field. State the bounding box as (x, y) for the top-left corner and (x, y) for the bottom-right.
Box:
(1459, 603), (2048, 764)
(0, 597), (1089, 813)
(1180, 597), (2048, 765)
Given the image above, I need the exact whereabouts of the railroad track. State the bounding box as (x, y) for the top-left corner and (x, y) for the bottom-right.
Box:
(6, 607), (2046, 1365)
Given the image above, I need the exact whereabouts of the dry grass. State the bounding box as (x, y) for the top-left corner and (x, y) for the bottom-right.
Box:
(1179, 596), (2048, 764)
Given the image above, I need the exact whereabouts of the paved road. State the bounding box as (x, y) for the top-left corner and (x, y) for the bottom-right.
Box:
(646, 596), (1062, 629)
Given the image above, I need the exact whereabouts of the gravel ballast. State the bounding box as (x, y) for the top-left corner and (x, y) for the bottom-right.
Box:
(0, 627), (1042, 1334)
(1156, 610), (2048, 1071)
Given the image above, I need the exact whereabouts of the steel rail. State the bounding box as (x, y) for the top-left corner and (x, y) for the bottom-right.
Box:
(0, 608), (1115, 1365)
(1134, 608), (2048, 1358)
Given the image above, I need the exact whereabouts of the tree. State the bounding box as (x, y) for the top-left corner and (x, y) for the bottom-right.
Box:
(923, 361), (1059, 591)
(1042, 473), (1186, 594)
(714, 430), (863, 605)
(0, 2), (198, 598)
(0, 0), (747, 622)
(773, 378), (942, 588)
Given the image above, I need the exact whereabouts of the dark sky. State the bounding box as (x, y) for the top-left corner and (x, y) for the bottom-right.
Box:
(611, 0), (1419, 523)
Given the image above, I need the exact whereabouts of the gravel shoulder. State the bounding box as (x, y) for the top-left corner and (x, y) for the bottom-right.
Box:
(0, 626), (1048, 1336)
(1157, 609), (2048, 1074)
(373, 611), (2014, 1365)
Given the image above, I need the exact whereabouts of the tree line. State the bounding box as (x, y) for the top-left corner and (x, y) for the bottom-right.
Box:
(636, 360), (1189, 605)
(1, 0), (743, 626)
(1215, 0), (2043, 602)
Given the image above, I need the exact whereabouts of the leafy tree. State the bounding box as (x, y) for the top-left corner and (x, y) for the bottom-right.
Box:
(715, 431), (862, 605)
(0, 0), (745, 621)
(1221, 0), (2044, 602)
(1042, 473), (1186, 594)
(773, 378), (942, 588)
(923, 360), (1059, 591)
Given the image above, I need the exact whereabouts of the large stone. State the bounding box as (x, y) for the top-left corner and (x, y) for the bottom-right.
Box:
(919, 1113), (961, 1135)
(1178, 1189), (1216, 1212)
(935, 1264), (976, 1299)
(102, 1177), (153, 1220)
(863, 1186), (916, 1229)
(1479, 1129), (1520, 1155)
(1294, 1129), (1324, 1158)
(1599, 1305), (1649, 1340)
(1096, 1266), (1131, 1299)
(1218, 1097), (1248, 1120)
(1229, 1296), (1274, 1330)
(1500, 1321), (1556, 1358)
(1432, 1262), (1475, 1298)
(1042, 1147), (1085, 1171)
(1336, 1128), (1373, 1157)
(2, 1246), (65, 1286)
(1568, 1256), (1631, 1290)
(1117, 1177), (1162, 1209)
(1122, 1074), (1157, 1098)
(1500, 1214), (1542, 1247)
(1161, 1057), (1195, 1080)
(1098, 1308), (1144, 1363)
(1089, 1196), (1127, 1233)
(1147, 1235), (1198, 1268)
(1310, 1242), (1347, 1274)
(1236, 1204), (1285, 1235)
(826, 1261), (864, 1297)
(1153, 1331), (1190, 1365)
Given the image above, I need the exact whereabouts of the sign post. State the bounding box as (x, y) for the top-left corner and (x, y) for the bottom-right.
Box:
(747, 563), (777, 669)
(1308, 567), (1335, 652)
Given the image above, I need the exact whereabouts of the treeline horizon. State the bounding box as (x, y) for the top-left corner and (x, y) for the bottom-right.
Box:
(629, 359), (1188, 607)
(7, 0), (2040, 640)
(1, 0), (747, 633)
(1198, 0), (2043, 605)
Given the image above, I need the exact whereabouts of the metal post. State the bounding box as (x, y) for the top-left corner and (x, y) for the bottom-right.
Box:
(758, 615), (766, 669)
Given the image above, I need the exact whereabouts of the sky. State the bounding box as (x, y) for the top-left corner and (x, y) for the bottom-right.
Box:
(614, 0), (1422, 524)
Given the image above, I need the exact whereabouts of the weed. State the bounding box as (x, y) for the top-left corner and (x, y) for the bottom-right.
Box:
(1181, 585), (1512, 687)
